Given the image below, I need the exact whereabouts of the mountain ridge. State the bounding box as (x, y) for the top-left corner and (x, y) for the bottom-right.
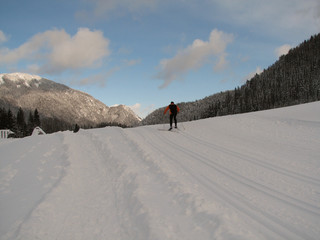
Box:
(0, 73), (141, 130)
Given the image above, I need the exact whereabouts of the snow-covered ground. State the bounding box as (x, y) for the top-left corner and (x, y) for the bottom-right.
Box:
(1, 101), (320, 240)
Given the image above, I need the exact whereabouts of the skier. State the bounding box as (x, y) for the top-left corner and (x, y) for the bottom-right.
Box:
(164, 101), (180, 130)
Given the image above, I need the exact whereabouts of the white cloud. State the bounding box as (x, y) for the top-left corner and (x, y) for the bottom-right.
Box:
(0, 30), (7, 44)
(49, 28), (110, 72)
(275, 44), (292, 57)
(156, 29), (233, 88)
(213, 53), (229, 72)
(0, 28), (110, 75)
(129, 103), (142, 116)
(129, 103), (155, 118)
(243, 66), (263, 83)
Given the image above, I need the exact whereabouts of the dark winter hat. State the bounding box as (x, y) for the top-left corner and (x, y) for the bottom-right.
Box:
(171, 101), (174, 104)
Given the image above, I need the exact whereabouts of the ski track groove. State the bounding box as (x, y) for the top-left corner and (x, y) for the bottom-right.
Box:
(86, 130), (153, 240)
(128, 129), (287, 238)
(161, 133), (319, 240)
(179, 131), (320, 186)
(164, 131), (320, 216)
(86, 129), (219, 239)
(129, 127), (319, 240)
(116, 129), (223, 239)
(145, 129), (294, 239)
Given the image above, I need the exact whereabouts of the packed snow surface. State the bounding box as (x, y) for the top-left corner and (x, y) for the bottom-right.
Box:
(1, 102), (320, 240)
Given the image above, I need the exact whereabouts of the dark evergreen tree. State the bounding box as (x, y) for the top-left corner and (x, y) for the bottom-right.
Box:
(16, 108), (27, 137)
(0, 108), (8, 129)
(73, 124), (80, 133)
(27, 111), (35, 136)
(34, 109), (41, 127)
(7, 109), (16, 133)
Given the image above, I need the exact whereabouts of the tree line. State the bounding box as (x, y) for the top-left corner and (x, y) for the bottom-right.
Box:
(0, 106), (131, 137)
(0, 108), (41, 137)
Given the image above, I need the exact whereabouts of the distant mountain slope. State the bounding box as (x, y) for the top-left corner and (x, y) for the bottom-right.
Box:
(142, 33), (320, 125)
(0, 73), (141, 129)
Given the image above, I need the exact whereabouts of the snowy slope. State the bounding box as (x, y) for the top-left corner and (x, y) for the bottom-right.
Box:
(1, 102), (320, 240)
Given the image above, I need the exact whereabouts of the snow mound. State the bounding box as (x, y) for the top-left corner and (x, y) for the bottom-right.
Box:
(31, 127), (46, 136)
(1, 101), (320, 240)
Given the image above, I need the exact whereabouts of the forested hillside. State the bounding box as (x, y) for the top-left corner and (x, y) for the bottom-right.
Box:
(142, 33), (320, 125)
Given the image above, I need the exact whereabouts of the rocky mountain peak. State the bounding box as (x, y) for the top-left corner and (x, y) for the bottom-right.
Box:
(0, 73), (141, 129)
(0, 73), (43, 87)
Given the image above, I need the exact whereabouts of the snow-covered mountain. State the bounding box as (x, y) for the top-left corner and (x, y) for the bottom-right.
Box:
(0, 73), (141, 127)
(1, 101), (319, 239)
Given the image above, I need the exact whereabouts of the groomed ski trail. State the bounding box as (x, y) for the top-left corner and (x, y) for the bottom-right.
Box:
(126, 126), (320, 240)
(11, 128), (233, 240)
(1, 102), (320, 240)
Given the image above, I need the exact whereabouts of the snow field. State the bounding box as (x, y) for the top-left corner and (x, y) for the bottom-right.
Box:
(1, 101), (320, 239)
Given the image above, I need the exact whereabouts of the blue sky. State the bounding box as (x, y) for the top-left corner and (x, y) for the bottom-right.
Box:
(0, 0), (319, 117)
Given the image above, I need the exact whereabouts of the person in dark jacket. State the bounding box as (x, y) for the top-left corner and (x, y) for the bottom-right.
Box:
(164, 101), (180, 130)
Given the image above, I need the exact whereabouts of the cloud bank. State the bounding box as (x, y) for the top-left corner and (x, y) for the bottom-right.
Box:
(0, 28), (110, 75)
(156, 29), (233, 88)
